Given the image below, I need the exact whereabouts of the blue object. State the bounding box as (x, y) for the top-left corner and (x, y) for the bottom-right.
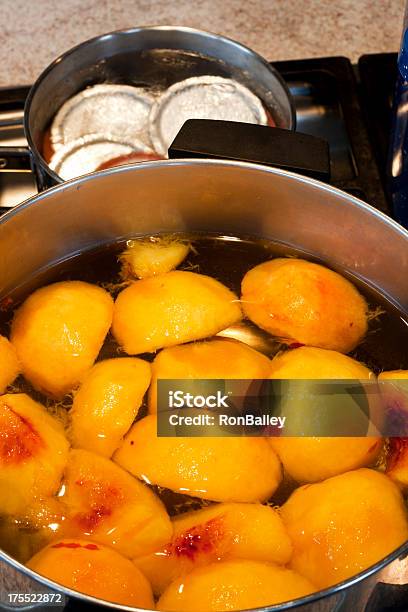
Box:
(388, 20), (408, 227)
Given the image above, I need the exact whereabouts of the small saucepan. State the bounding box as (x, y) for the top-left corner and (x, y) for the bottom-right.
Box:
(0, 26), (296, 190)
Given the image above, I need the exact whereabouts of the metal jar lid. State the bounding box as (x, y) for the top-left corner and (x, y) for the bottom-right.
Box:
(149, 76), (268, 156)
(50, 84), (154, 150)
(49, 134), (153, 180)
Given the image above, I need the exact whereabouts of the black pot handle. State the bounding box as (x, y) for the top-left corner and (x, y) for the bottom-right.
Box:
(168, 119), (330, 182)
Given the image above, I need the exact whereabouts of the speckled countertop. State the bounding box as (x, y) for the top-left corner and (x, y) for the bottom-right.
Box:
(0, 0), (405, 87)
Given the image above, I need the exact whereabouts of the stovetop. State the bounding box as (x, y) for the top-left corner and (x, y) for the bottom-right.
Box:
(0, 53), (397, 216)
(0, 54), (406, 612)
(275, 54), (394, 214)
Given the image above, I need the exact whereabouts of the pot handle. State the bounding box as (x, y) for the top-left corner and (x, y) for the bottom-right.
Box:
(168, 119), (330, 182)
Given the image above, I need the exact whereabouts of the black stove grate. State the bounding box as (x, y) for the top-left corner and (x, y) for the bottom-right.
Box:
(275, 55), (392, 213)
(358, 52), (397, 199)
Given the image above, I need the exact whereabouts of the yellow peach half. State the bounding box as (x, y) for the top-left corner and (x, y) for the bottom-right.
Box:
(114, 414), (282, 503)
(134, 502), (292, 595)
(71, 357), (151, 457)
(268, 347), (381, 482)
(281, 468), (408, 589)
(62, 449), (172, 558)
(112, 271), (242, 354)
(149, 338), (271, 413)
(27, 539), (154, 608)
(0, 393), (69, 515)
(120, 237), (190, 279)
(157, 560), (315, 611)
(241, 258), (368, 353)
(11, 281), (113, 398)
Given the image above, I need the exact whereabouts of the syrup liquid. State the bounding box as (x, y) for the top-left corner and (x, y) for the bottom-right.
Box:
(0, 234), (407, 562)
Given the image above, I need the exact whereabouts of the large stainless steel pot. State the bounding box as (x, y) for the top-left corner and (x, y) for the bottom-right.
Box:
(0, 160), (407, 611)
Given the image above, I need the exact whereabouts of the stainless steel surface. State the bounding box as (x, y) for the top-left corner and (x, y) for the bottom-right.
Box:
(292, 78), (357, 186)
(0, 160), (407, 610)
(0, 562), (61, 611)
(24, 26), (295, 186)
(217, 321), (283, 357)
(0, 106), (36, 207)
(0, 175), (36, 209)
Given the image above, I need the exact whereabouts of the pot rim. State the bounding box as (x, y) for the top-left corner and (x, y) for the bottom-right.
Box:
(0, 159), (407, 610)
(1, 157), (407, 245)
(23, 24), (296, 184)
(1, 535), (407, 611)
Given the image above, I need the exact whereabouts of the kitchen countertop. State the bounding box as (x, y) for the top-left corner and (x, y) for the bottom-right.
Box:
(0, 0), (405, 87)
